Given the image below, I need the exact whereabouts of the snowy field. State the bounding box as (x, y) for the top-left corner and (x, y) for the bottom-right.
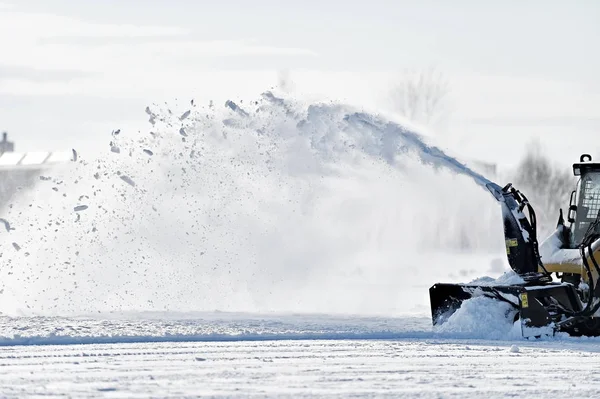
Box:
(1, 2), (597, 396)
(2, 313), (600, 398)
(0, 93), (596, 397)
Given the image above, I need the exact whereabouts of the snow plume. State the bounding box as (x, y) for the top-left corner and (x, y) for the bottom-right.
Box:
(0, 91), (504, 316)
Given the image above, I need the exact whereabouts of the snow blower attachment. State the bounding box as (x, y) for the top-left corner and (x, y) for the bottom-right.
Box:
(430, 154), (600, 338)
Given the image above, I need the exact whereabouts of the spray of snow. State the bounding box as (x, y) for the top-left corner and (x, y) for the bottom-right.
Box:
(0, 91), (506, 317)
(430, 270), (528, 340)
(433, 295), (523, 340)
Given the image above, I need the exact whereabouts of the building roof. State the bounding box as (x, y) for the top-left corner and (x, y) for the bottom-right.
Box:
(0, 151), (72, 170)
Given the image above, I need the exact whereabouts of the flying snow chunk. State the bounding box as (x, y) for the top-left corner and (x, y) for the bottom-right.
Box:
(74, 205), (88, 212)
(145, 106), (157, 125)
(225, 100), (249, 117)
(143, 149), (154, 156)
(120, 175), (136, 187)
(180, 110), (191, 121)
(262, 91), (286, 107)
(72, 149), (78, 162)
(179, 128), (188, 137)
(0, 218), (11, 232)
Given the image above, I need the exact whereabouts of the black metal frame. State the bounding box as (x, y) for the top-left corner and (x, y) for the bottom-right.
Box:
(429, 282), (600, 338)
(429, 154), (600, 338)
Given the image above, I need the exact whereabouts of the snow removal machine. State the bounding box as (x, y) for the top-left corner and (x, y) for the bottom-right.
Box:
(430, 154), (600, 338)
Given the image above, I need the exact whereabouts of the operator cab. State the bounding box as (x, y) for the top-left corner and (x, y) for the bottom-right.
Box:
(568, 154), (600, 247)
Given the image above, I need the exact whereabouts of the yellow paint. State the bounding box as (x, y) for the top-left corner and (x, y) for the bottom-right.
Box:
(506, 239), (518, 247)
(505, 238), (518, 255)
(540, 245), (600, 283)
(541, 262), (584, 274)
(520, 293), (529, 308)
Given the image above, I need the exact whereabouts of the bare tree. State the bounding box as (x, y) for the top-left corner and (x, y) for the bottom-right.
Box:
(389, 67), (451, 129)
(507, 142), (577, 238)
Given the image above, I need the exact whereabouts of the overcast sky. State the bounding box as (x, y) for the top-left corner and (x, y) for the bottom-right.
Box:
(0, 0), (598, 163)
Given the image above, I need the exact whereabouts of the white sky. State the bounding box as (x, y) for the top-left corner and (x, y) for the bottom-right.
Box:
(0, 0), (598, 165)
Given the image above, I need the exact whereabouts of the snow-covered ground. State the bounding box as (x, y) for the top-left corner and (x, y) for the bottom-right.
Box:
(2, 313), (600, 398)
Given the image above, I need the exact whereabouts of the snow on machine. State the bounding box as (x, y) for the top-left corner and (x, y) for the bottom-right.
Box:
(430, 154), (600, 338)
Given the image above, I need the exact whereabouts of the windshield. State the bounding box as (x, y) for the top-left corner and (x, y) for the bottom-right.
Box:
(572, 172), (600, 247)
